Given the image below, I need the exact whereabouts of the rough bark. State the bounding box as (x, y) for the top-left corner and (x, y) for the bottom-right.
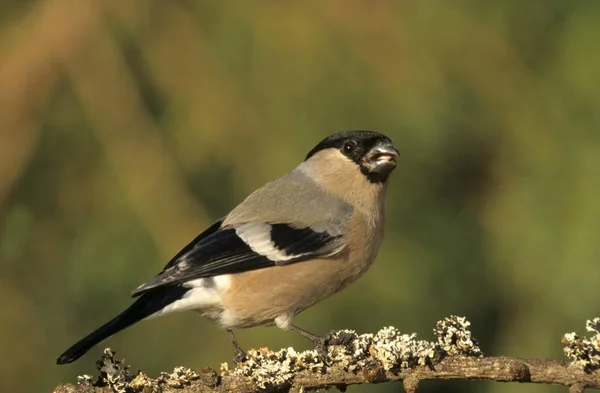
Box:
(53, 317), (600, 392)
(53, 356), (600, 393)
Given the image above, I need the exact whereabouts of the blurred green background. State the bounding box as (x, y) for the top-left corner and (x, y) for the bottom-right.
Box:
(1, 1), (599, 392)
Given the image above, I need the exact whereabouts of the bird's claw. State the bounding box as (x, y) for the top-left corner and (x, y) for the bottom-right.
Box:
(232, 347), (247, 364)
(315, 341), (329, 364)
(312, 330), (337, 365)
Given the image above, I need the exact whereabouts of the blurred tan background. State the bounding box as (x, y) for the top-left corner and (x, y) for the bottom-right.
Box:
(1, 1), (599, 392)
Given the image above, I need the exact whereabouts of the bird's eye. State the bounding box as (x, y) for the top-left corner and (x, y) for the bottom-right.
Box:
(341, 141), (356, 155)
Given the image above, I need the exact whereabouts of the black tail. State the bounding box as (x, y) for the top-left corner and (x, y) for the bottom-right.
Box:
(56, 286), (189, 365)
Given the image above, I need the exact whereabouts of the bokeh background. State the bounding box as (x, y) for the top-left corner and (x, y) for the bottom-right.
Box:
(1, 1), (599, 392)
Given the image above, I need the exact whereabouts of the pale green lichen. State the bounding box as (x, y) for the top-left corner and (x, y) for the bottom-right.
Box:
(370, 327), (438, 370)
(76, 374), (94, 386)
(434, 315), (484, 357)
(77, 349), (202, 392)
(220, 347), (324, 389)
(221, 317), (482, 389)
(563, 317), (600, 372)
(95, 349), (133, 393)
(77, 317), (485, 391)
(158, 366), (200, 388)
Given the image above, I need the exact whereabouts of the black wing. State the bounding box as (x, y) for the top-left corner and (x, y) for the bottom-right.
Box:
(131, 221), (343, 296)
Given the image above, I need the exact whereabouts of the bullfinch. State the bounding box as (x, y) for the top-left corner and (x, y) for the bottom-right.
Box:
(57, 130), (399, 365)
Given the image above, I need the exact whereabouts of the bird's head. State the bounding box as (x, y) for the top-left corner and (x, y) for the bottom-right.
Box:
(305, 130), (400, 184)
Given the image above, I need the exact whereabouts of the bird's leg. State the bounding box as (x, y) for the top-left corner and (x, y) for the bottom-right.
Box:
(289, 324), (330, 362)
(227, 329), (246, 364)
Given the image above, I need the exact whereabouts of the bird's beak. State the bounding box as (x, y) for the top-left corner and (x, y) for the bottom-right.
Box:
(363, 141), (400, 175)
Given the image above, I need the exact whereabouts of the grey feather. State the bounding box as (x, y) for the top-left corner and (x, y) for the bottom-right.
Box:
(223, 168), (354, 230)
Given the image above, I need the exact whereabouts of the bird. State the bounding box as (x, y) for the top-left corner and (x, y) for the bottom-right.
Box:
(56, 130), (399, 365)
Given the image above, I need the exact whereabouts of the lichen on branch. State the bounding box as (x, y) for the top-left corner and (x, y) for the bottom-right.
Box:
(53, 316), (600, 393)
(563, 317), (600, 373)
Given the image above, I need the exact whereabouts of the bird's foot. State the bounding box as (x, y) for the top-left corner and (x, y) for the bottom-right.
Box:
(313, 337), (329, 364)
(232, 346), (247, 364)
(313, 330), (356, 364)
(289, 325), (341, 365)
(227, 329), (247, 364)
(309, 330), (339, 364)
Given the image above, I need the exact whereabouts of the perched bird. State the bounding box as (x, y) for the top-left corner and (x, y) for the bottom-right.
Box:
(56, 130), (399, 365)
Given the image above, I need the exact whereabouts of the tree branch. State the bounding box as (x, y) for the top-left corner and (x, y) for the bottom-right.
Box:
(53, 316), (600, 393)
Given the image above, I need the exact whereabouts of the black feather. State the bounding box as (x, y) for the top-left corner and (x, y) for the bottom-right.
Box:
(270, 224), (337, 256)
(304, 130), (391, 162)
(131, 223), (341, 296)
(56, 286), (189, 364)
(159, 218), (224, 272)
